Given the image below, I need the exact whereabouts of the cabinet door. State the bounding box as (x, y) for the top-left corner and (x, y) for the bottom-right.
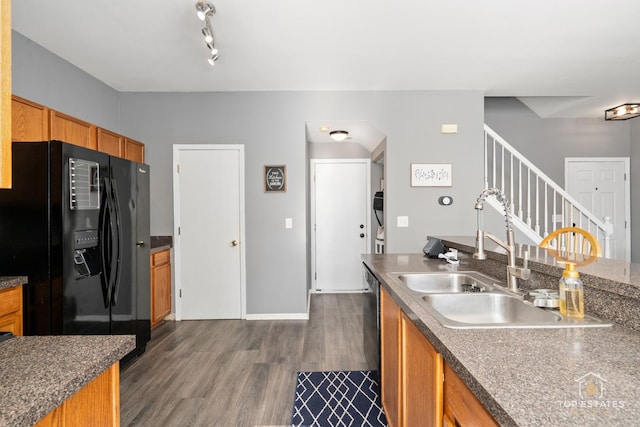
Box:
(444, 362), (498, 427)
(124, 137), (144, 163)
(97, 127), (124, 158)
(1, 1), (11, 188)
(12, 95), (50, 142)
(380, 287), (401, 427)
(0, 285), (22, 336)
(401, 312), (443, 426)
(50, 110), (96, 150)
(151, 250), (171, 328)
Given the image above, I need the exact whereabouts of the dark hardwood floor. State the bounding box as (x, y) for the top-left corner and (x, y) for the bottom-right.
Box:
(120, 293), (373, 426)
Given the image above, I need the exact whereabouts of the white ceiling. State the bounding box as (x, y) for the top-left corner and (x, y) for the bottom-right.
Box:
(11, 0), (640, 132)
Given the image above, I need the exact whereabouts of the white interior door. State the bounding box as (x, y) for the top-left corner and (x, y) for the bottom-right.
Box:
(312, 159), (370, 292)
(173, 145), (245, 319)
(565, 158), (629, 261)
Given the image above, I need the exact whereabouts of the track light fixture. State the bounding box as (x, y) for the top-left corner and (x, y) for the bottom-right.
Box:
(195, 1), (219, 66)
(195, 1), (215, 20)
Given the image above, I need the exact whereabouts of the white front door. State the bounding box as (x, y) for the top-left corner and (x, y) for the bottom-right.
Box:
(173, 145), (246, 319)
(565, 157), (629, 261)
(311, 159), (370, 292)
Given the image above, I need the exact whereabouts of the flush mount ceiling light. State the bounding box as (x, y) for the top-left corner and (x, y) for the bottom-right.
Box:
(605, 103), (640, 121)
(195, 1), (219, 67)
(329, 130), (349, 142)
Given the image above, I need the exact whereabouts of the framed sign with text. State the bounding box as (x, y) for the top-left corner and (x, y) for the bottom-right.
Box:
(264, 165), (286, 192)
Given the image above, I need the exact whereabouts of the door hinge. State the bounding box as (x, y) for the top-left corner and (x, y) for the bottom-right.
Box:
(178, 226), (181, 235)
(177, 164), (180, 173)
(625, 220), (627, 229)
(624, 173), (627, 181)
(314, 272), (317, 280)
(180, 289), (182, 298)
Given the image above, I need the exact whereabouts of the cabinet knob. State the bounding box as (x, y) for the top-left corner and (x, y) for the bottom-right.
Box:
(136, 241), (145, 247)
(231, 240), (239, 247)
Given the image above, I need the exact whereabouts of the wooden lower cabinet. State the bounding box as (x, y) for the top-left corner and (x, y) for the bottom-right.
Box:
(401, 312), (443, 426)
(380, 286), (497, 427)
(0, 285), (23, 336)
(35, 363), (120, 427)
(444, 363), (498, 427)
(380, 287), (401, 427)
(151, 249), (171, 328)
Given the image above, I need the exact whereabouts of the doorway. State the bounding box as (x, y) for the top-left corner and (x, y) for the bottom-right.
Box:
(565, 157), (630, 261)
(310, 159), (371, 292)
(173, 145), (246, 319)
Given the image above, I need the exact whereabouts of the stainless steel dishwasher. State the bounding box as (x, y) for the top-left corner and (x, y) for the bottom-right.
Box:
(362, 263), (380, 376)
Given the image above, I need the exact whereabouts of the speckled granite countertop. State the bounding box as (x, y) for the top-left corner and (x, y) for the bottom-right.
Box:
(363, 249), (640, 426)
(150, 235), (172, 254)
(0, 276), (27, 291)
(0, 335), (135, 427)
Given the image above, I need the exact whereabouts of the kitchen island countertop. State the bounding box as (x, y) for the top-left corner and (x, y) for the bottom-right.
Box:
(0, 335), (135, 427)
(363, 251), (640, 426)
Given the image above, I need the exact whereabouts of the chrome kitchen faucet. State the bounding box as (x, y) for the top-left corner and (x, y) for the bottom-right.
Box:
(473, 188), (530, 292)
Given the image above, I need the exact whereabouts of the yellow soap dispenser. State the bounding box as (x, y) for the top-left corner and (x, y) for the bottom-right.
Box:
(558, 262), (584, 318)
(539, 227), (601, 320)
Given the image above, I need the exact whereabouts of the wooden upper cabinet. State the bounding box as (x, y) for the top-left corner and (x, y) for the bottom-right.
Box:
(12, 95), (50, 142)
(50, 110), (97, 150)
(125, 137), (145, 163)
(0, 0), (11, 188)
(97, 127), (124, 158)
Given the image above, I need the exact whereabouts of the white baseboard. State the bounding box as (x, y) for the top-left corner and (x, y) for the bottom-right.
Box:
(245, 312), (309, 320)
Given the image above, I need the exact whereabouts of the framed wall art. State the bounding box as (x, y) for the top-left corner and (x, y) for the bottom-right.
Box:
(410, 163), (452, 187)
(264, 165), (286, 192)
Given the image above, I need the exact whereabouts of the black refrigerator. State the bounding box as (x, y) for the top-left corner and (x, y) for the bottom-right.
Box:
(0, 141), (150, 361)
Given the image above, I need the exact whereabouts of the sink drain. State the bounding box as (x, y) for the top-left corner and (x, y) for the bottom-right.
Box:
(461, 283), (486, 293)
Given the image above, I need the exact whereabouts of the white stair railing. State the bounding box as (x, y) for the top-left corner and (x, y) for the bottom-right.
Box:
(483, 124), (613, 258)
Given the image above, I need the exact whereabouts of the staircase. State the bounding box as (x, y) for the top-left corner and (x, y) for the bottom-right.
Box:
(482, 124), (613, 258)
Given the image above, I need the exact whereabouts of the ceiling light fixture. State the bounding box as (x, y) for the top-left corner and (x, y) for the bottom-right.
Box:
(329, 130), (349, 142)
(605, 103), (640, 121)
(195, 1), (219, 67)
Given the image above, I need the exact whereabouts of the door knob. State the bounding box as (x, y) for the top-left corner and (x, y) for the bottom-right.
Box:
(360, 233), (365, 238)
(231, 240), (239, 246)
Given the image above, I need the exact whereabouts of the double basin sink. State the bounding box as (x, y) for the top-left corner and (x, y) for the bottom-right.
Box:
(394, 271), (611, 329)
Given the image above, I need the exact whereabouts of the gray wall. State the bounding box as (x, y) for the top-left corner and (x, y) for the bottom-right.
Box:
(12, 32), (486, 315)
(12, 32), (120, 131)
(484, 98), (630, 184)
(118, 91), (485, 314)
(485, 97), (637, 260)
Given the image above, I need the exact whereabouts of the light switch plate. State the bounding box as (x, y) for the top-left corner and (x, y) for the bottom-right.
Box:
(285, 218), (293, 229)
(397, 216), (409, 227)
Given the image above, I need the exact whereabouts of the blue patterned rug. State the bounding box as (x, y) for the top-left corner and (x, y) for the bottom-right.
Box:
(291, 370), (388, 427)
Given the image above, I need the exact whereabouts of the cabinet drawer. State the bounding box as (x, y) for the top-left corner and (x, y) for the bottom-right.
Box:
(0, 286), (22, 316)
(151, 250), (170, 266)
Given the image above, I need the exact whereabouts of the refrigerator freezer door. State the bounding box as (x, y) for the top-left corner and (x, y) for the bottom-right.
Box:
(109, 157), (150, 357)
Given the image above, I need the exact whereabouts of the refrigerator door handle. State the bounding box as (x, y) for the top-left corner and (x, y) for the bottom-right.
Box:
(110, 177), (124, 306)
(100, 180), (112, 309)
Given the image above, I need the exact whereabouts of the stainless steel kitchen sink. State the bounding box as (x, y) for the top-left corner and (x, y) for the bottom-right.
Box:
(393, 271), (612, 329)
(395, 271), (496, 293)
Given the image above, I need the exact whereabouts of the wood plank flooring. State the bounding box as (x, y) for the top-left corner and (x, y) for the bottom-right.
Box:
(120, 293), (373, 426)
